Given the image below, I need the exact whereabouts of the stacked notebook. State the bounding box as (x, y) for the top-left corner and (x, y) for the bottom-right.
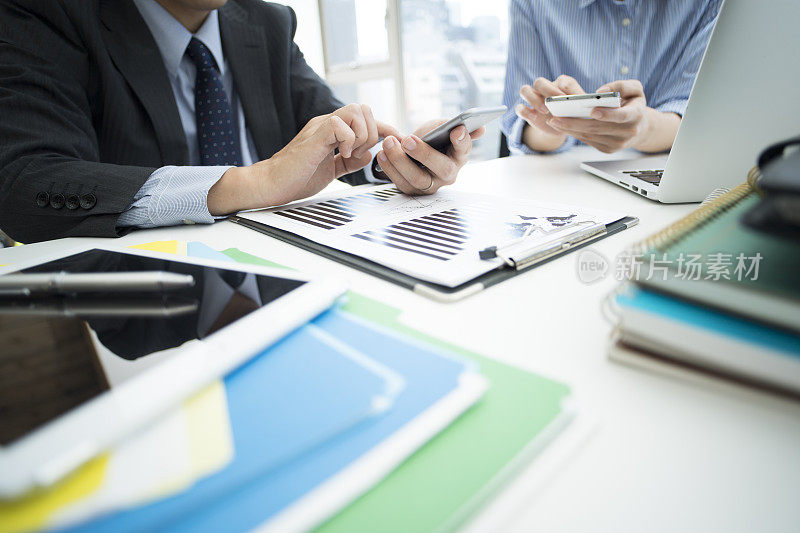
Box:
(610, 173), (800, 397)
(1, 242), (574, 533)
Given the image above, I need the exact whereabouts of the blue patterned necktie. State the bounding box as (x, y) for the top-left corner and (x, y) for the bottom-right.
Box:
(184, 37), (242, 166)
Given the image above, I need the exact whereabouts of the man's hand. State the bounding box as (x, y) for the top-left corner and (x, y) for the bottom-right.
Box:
(545, 79), (680, 154)
(208, 104), (400, 215)
(516, 75), (585, 152)
(375, 119), (485, 196)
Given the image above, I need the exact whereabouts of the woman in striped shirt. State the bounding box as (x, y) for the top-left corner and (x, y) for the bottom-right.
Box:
(501, 0), (721, 154)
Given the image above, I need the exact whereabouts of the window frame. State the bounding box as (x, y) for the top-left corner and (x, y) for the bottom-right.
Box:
(316, 0), (408, 130)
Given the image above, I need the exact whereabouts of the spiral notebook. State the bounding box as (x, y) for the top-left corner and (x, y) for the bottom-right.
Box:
(629, 169), (800, 332)
(610, 170), (800, 397)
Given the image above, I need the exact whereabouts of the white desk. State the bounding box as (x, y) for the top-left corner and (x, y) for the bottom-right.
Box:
(2, 148), (798, 532)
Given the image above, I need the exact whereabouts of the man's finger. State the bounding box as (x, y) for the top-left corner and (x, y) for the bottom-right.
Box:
(322, 115), (356, 158)
(377, 121), (403, 141)
(337, 104), (368, 157)
(354, 104), (378, 158)
(400, 134), (457, 183)
(334, 151), (372, 178)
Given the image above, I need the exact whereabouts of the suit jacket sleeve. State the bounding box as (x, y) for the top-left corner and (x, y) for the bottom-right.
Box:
(0, 1), (155, 242)
(0, 1), (156, 243)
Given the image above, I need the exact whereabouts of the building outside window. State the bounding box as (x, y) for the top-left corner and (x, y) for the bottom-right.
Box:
(400, 0), (509, 161)
(282, 0), (510, 161)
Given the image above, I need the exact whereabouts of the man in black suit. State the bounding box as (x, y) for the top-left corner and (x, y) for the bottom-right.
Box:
(0, 0), (483, 243)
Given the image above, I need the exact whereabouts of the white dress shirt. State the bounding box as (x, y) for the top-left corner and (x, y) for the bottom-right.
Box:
(119, 0), (382, 228)
(118, 0), (258, 228)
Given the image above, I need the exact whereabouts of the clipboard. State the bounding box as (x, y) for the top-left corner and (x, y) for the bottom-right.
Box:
(229, 214), (638, 302)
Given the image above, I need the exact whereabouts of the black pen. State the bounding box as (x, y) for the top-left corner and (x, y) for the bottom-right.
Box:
(0, 271), (195, 296)
(0, 296), (199, 317)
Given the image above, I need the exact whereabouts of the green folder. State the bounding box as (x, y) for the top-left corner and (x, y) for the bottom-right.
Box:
(222, 247), (572, 533)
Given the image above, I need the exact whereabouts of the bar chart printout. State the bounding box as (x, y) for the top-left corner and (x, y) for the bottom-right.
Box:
(238, 185), (625, 287)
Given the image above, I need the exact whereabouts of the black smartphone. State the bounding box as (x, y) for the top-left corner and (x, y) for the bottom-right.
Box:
(372, 105), (507, 177)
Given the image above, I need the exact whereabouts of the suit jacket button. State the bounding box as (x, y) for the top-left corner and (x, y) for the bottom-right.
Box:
(80, 193), (97, 210)
(36, 191), (50, 208)
(50, 193), (65, 210)
(66, 194), (80, 210)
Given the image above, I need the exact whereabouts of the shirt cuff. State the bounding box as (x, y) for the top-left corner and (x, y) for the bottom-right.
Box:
(117, 165), (232, 229)
(507, 115), (575, 155)
(655, 99), (689, 118)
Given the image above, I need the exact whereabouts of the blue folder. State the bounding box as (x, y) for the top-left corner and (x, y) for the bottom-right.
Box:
(69, 310), (477, 533)
(65, 315), (400, 532)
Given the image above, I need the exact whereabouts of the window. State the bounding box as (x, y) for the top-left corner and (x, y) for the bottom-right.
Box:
(400, 0), (509, 161)
(318, 0), (403, 126)
(283, 0), (510, 161)
(279, 0), (326, 76)
(281, 1), (402, 123)
(321, 0), (390, 67)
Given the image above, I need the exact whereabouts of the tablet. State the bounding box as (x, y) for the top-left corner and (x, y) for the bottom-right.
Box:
(0, 245), (346, 498)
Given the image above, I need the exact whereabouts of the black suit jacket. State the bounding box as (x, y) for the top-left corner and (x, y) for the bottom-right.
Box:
(0, 0), (363, 243)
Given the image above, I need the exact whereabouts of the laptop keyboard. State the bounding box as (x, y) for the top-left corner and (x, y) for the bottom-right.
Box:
(622, 169), (664, 185)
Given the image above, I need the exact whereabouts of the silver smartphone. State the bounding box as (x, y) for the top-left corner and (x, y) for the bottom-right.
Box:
(373, 105), (507, 176)
(545, 92), (621, 118)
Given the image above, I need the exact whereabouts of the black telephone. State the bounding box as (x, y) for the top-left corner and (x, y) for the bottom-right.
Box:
(742, 135), (800, 239)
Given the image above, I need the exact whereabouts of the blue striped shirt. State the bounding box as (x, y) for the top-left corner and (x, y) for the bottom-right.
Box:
(501, 0), (721, 154)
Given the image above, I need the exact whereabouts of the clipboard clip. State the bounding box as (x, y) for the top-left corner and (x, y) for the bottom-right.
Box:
(479, 222), (607, 270)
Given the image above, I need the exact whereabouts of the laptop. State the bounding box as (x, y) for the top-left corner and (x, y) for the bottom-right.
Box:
(581, 0), (800, 203)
